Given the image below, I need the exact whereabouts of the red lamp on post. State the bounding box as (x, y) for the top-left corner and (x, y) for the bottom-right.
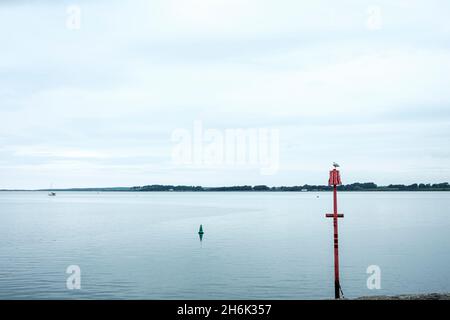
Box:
(326, 163), (344, 299)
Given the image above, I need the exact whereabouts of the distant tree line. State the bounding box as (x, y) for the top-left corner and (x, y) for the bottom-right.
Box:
(129, 182), (450, 192)
(130, 185), (203, 192)
(33, 183), (450, 192)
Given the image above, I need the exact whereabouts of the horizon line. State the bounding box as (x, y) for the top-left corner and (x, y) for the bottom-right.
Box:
(1, 181), (449, 192)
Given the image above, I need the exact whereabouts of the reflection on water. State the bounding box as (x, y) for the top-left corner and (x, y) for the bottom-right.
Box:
(0, 191), (449, 299)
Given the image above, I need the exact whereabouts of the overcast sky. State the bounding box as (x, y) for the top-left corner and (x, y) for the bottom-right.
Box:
(1, 0), (450, 189)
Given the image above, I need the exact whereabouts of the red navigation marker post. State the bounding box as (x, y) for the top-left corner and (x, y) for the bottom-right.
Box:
(326, 165), (344, 299)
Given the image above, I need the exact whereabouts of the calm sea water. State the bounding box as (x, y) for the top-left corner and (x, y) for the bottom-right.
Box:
(0, 191), (449, 299)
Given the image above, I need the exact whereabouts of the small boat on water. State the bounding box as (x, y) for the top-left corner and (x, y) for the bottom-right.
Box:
(48, 182), (56, 196)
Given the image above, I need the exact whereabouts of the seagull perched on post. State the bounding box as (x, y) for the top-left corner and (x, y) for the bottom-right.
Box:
(333, 162), (340, 168)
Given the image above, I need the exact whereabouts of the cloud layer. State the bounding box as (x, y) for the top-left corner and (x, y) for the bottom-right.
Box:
(1, 0), (450, 188)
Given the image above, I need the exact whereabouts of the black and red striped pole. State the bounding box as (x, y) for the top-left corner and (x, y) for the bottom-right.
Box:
(326, 165), (344, 299)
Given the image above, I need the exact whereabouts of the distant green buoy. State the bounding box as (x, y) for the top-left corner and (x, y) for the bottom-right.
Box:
(198, 224), (204, 241)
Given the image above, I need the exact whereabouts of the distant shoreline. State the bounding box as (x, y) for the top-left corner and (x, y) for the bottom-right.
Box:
(1, 182), (449, 192)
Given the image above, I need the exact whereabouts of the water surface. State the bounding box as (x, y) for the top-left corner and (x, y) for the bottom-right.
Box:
(0, 191), (449, 299)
